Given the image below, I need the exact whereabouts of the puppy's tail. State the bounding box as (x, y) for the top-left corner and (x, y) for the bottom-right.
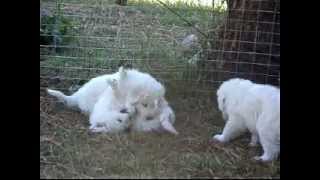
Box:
(47, 89), (78, 108)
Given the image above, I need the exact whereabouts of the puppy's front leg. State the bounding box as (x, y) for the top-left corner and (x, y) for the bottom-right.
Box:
(213, 115), (246, 143)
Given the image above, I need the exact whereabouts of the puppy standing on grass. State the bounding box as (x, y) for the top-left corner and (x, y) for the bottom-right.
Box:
(212, 78), (280, 162)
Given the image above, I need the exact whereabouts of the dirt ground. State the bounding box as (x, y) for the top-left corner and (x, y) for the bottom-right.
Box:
(40, 89), (280, 178)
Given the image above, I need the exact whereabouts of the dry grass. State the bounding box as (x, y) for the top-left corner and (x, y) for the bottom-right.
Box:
(40, 89), (280, 179)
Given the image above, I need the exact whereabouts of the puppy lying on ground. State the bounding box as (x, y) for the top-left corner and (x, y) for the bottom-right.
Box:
(47, 68), (126, 115)
(88, 79), (136, 133)
(112, 68), (178, 135)
(47, 67), (178, 135)
(131, 95), (178, 135)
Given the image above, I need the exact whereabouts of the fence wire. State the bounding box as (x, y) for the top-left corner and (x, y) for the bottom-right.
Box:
(40, 0), (280, 98)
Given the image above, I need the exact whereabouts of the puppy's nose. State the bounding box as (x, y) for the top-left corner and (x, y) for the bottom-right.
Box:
(120, 108), (128, 113)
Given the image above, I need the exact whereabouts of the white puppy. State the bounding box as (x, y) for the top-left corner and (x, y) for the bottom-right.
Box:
(114, 68), (178, 135)
(213, 78), (280, 162)
(47, 66), (177, 134)
(116, 68), (166, 102)
(131, 95), (178, 135)
(89, 79), (135, 133)
(47, 68), (125, 115)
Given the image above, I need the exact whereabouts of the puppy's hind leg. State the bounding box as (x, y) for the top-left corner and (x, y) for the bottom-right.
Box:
(254, 129), (280, 162)
(213, 114), (246, 143)
(254, 137), (279, 162)
(254, 115), (280, 162)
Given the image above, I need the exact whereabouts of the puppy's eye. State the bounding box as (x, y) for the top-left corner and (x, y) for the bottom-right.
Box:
(120, 108), (128, 113)
(117, 119), (122, 123)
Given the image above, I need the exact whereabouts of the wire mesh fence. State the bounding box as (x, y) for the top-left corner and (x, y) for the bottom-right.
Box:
(205, 0), (280, 88)
(40, 0), (279, 99)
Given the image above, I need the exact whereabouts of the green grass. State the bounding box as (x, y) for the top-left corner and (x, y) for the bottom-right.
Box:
(128, 0), (216, 26)
(40, 0), (226, 82)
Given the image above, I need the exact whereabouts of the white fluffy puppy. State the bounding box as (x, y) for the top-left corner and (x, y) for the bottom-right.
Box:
(47, 66), (173, 134)
(116, 68), (166, 103)
(47, 65), (179, 135)
(46, 67), (139, 133)
(213, 78), (280, 162)
(131, 95), (178, 135)
(89, 79), (135, 133)
(115, 68), (178, 135)
(47, 68), (126, 115)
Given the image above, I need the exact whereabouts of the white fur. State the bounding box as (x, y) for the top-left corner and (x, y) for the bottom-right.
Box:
(47, 70), (123, 115)
(213, 78), (280, 162)
(131, 96), (178, 135)
(47, 67), (178, 134)
(46, 67), (136, 133)
(115, 69), (178, 134)
(108, 68), (178, 134)
(88, 85), (132, 133)
(117, 68), (166, 102)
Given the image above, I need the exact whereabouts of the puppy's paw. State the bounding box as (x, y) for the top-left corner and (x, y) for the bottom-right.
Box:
(213, 134), (225, 142)
(89, 128), (100, 133)
(253, 156), (262, 161)
(253, 155), (272, 162)
(249, 141), (258, 147)
(89, 126), (106, 133)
